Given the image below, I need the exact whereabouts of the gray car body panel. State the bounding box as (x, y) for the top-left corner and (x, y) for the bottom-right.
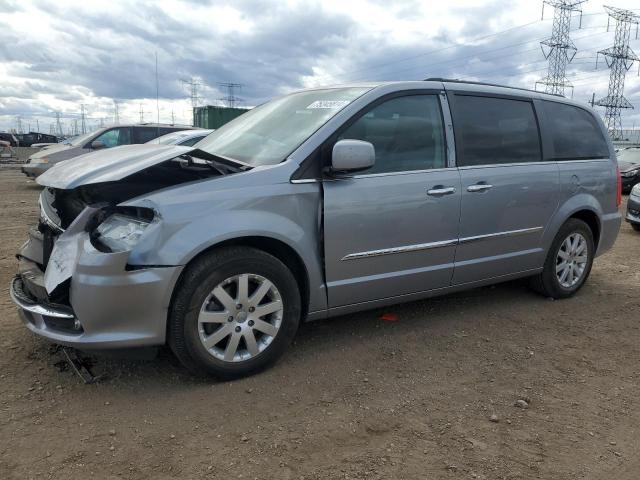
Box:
(11, 80), (621, 347)
(37, 144), (194, 189)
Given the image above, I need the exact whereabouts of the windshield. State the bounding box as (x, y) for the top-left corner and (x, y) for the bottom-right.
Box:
(197, 87), (370, 166)
(148, 131), (192, 145)
(66, 131), (99, 146)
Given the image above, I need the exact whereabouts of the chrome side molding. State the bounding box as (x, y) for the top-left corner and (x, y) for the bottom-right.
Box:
(342, 226), (543, 261)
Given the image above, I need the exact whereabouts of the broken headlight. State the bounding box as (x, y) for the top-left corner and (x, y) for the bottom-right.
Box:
(92, 211), (153, 253)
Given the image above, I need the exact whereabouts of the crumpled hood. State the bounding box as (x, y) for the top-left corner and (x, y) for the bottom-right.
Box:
(29, 143), (72, 159)
(37, 144), (194, 189)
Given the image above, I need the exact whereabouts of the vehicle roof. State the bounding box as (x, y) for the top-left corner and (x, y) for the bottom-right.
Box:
(301, 79), (588, 108)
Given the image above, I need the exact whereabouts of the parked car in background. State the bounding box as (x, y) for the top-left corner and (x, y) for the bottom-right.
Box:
(147, 129), (214, 147)
(0, 132), (19, 147)
(11, 80), (621, 379)
(0, 140), (14, 158)
(21, 124), (195, 178)
(618, 147), (640, 193)
(627, 184), (640, 231)
(16, 132), (59, 147)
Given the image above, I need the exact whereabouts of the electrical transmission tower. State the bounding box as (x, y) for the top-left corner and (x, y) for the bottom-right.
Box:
(55, 112), (63, 137)
(594, 6), (640, 141)
(218, 82), (243, 108)
(535, 0), (587, 97)
(80, 104), (87, 134)
(181, 77), (203, 126)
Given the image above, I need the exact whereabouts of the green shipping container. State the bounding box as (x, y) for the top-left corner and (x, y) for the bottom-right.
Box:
(193, 105), (248, 129)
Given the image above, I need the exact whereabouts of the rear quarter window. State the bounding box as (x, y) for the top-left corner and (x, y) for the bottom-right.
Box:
(541, 101), (609, 160)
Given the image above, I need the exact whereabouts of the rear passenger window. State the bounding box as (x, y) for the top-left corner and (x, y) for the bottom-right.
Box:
(339, 95), (446, 174)
(452, 95), (541, 166)
(541, 101), (609, 160)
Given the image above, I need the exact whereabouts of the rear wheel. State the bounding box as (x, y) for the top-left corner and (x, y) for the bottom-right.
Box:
(530, 218), (594, 299)
(169, 247), (301, 379)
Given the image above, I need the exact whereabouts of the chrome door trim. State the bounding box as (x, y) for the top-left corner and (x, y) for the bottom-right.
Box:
(341, 239), (458, 261)
(458, 226), (543, 244)
(341, 226), (543, 261)
(351, 166), (457, 179)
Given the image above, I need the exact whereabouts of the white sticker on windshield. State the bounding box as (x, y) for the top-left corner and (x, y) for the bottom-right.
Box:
(306, 100), (351, 109)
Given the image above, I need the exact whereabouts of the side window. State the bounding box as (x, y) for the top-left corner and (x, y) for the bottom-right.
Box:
(93, 128), (131, 148)
(541, 101), (609, 160)
(452, 95), (541, 166)
(133, 127), (162, 143)
(339, 95), (446, 174)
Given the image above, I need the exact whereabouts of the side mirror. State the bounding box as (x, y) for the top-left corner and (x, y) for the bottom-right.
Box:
(331, 139), (375, 173)
(90, 140), (106, 150)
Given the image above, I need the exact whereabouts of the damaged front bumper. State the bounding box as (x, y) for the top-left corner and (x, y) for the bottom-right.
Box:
(10, 209), (183, 349)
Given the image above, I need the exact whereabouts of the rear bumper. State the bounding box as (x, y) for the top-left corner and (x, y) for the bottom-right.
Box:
(596, 212), (622, 257)
(11, 225), (183, 349)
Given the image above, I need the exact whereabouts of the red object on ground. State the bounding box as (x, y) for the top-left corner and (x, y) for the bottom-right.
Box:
(380, 313), (399, 322)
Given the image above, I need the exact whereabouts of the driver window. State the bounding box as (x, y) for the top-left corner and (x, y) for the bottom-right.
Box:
(93, 128), (131, 148)
(339, 95), (446, 174)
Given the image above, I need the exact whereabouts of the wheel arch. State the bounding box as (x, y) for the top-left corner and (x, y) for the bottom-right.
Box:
(169, 235), (311, 324)
(568, 209), (601, 249)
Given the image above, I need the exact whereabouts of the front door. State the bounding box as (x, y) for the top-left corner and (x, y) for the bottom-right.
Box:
(447, 93), (560, 285)
(323, 93), (461, 308)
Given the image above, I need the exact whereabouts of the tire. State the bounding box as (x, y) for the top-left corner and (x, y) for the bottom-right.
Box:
(632, 223), (640, 232)
(168, 246), (301, 379)
(530, 218), (595, 299)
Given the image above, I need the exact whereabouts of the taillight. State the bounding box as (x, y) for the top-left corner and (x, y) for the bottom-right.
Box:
(616, 166), (622, 208)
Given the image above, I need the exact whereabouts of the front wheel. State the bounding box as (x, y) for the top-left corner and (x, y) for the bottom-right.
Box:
(168, 247), (301, 379)
(530, 218), (595, 299)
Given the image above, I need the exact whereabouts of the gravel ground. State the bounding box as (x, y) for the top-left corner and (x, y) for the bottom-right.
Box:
(1, 168), (639, 480)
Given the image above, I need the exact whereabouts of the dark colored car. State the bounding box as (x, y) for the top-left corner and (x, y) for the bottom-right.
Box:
(618, 147), (640, 193)
(15, 132), (59, 147)
(21, 124), (195, 178)
(0, 132), (19, 147)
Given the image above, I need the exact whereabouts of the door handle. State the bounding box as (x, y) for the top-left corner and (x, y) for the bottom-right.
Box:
(427, 186), (456, 196)
(467, 183), (493, 193)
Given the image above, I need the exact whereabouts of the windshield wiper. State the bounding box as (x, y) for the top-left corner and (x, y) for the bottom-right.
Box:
(188, 149), (253, 171)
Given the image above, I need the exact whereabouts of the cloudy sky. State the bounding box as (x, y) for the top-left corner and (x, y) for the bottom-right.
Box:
(1, 0), (639, 135)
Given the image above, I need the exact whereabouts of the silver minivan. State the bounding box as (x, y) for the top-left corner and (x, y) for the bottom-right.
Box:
(10, 80), (622, 378)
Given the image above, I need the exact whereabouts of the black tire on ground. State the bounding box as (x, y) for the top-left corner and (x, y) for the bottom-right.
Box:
(530, 218), (595, 299)
(168, 246), (301, 379)
(632, 223), (640, 232)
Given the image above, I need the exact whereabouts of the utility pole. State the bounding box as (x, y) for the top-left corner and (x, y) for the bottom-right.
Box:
(36, 119), (39, 133)
(218, 82), (243, 108)
(73, 119), (78, 135)
(113, 100), (120, 125)
(181, 77), (202, 126)
(594, 6), (640, 141)
(80, 104), (87, 134)
(139, 103), (145, 123)
(15, 116), (23, 134)
(171, 109), (175, 125)
(535, 1), (587, 97)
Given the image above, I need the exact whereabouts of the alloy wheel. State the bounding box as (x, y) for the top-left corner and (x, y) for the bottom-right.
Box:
(555, 233), (588, 289)
(197, 273), (283, 362)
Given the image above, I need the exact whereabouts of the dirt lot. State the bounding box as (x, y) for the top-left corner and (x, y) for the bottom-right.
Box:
(0, 167), (638, 480)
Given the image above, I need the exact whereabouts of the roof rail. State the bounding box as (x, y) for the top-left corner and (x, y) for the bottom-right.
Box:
(424, 78), (564, 97)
